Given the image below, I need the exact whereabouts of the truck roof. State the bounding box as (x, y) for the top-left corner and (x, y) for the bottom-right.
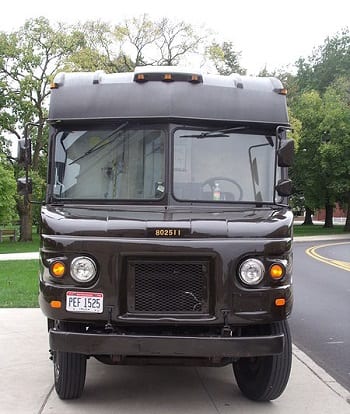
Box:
(48, 66), (289, 127)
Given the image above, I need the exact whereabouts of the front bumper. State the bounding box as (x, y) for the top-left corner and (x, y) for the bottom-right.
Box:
(50, 330), (284, 358)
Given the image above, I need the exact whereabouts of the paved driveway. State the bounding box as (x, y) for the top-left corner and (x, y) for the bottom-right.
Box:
(0, 309), (349, 414)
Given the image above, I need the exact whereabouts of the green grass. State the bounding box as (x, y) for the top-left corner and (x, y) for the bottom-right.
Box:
(0, 233), (40, 254)
(0, 260), (39, 307)
(293, 224), (348, 237)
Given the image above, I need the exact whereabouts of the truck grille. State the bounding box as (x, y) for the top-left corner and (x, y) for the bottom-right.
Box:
(126, 259), (210, 314)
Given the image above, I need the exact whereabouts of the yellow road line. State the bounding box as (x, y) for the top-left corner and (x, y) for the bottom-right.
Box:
(306, 242), (350, 272)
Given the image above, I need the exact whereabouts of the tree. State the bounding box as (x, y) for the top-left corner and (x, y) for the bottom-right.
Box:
(67, 15), (210, 73)
(296, 28), (350, 93)
(320, 79), (350, 231)
(206, 41), (246, 75)
(155, 17), (207, 66)
(0, 17), (84, 240)
(66, 20), (134, 73)
(291, 82), (350, 230)
(115, 14), (208, 67)
(116, 14), (160, 67)
(292, 28), (350, 229)
(0, 155), (17, 225)
(291, 91), (330, 225)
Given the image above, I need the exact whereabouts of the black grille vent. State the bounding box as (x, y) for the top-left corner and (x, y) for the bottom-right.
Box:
(127, 259), (209, 313)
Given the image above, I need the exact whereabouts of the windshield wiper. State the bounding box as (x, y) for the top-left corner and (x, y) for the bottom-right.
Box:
(69, 122), (128, 165)
(180, 126), (247, 138)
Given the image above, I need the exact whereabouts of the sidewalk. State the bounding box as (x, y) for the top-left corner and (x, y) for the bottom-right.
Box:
(0, 309), (349, 413)
(0, 251), (39, 260)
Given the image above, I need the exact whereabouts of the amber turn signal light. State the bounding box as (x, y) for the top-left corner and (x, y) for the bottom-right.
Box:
(275, 298), (286, 307)
(50, 300), (62, 309)
(50, 261), (66, 278)
(269, 263), (284, 280)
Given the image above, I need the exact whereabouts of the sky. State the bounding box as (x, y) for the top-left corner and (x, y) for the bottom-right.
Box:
(0, 0), (349, 74)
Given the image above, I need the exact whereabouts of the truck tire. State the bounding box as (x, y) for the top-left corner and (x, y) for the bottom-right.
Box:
(233, 320), (292, 401)
(54, 350), (86, 399)
(52, 321), (87, 399)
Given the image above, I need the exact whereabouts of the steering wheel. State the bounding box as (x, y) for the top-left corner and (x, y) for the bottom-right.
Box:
(202, 177), (243, 201)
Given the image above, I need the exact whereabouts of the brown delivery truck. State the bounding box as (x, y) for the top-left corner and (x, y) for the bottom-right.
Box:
(30, 67), (294, 401)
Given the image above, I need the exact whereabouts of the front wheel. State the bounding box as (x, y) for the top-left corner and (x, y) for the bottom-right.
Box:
(52, 321), (87, 400)
(233, 320), (292, 401)
(54, 350), (87, 400)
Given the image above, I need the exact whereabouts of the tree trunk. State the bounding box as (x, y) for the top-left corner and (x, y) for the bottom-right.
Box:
(302, 207), (314, 225)
(18, 196), (33, 241)
(344, 193), (350, 232)
(324, 203), (333, 228)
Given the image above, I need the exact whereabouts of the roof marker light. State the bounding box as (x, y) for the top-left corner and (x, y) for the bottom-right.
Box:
(274, 88), (288, 95)
(133, 71), (203, 83)
(163, 73), (173, 81)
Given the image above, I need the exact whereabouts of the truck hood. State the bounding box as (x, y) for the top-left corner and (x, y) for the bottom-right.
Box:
(41, 205), (293, 239)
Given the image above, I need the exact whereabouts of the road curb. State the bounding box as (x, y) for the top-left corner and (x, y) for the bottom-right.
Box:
(292, 345), (350, 403)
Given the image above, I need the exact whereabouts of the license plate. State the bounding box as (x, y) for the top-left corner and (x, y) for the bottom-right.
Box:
(66, 291), (103, 313)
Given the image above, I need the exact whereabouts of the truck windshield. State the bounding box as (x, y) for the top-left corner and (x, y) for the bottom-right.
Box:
(53, 125), (165, 200)
(173, 129), (277, 203)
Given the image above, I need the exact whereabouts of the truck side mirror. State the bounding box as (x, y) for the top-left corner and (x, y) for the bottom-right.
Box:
(276, 179), (292, 197)
(17, 138), (32, 167)
(278, 139), (294, 167)
(17, 177), (33, 196)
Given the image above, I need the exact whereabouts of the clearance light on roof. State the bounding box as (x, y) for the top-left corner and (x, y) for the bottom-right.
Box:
(274, 88), (288, 95)
(136, 73), (145, 82)
(163, 73), (173, 81)
(133, 72), (203, 84)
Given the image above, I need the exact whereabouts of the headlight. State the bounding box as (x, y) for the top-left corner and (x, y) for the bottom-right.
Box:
(70, 256), (97, 283)
(239, 258), (265, 285)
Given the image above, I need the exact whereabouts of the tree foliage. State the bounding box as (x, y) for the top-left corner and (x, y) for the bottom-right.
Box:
(206, 41), (246, 75)
(0, 17), (84, 239)
(66, 15), (210, 73)
(296, 28), (350, 93)
(0, 156), (17, 225)
(65, 20), (133, 73)
(290, 27), (350, 229)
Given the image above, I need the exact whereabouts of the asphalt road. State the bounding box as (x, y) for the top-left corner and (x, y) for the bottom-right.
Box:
(290, 241), (350, 391)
